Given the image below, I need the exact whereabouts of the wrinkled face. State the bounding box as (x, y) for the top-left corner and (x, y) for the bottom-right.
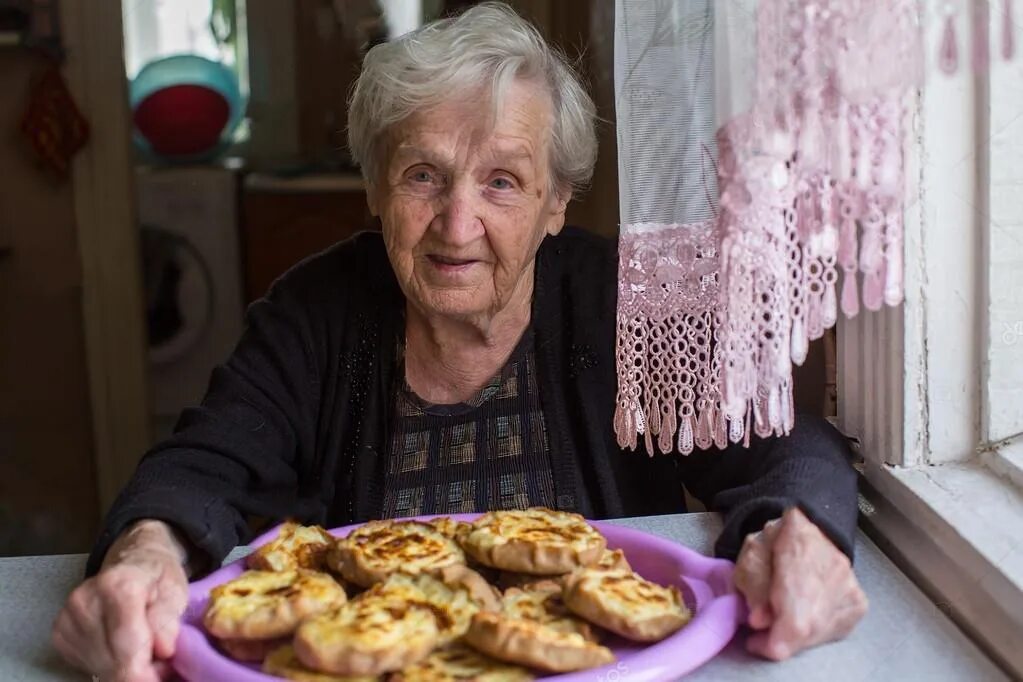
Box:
(369, 79), (568, 325)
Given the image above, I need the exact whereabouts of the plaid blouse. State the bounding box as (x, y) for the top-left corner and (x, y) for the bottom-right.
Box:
(381, 329), (561, 517)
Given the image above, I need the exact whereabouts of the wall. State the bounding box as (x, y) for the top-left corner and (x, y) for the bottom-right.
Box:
(0, 51), (98, 555)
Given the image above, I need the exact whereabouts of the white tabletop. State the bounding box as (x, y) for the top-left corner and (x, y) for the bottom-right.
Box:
(0, 513), (1008, 681)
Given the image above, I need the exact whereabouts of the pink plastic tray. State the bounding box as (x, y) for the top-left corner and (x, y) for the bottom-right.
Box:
(173, 515), (746, 681)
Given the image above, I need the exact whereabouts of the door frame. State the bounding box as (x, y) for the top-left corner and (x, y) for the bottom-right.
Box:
(61, 0), (151, 513)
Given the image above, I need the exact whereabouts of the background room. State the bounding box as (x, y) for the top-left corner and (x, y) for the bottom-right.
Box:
(0, 0), (843, 558)
(2, 1), (1022, 680)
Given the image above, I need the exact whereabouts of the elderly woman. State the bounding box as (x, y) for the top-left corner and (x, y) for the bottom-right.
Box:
(53, 4), (866, 680)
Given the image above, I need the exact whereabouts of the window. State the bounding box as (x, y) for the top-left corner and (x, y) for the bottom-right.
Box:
(838, 11), (1023, 676)
(121, 0), (249, 97)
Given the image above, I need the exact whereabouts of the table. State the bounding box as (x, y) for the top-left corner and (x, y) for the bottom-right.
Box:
(0, 513), (1008, 681)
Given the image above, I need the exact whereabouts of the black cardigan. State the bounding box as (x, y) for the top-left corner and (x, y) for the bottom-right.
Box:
(86, 228), (858, 576)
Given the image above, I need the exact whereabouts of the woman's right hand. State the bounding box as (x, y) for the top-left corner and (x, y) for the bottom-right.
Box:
(51, 520), (191, 682)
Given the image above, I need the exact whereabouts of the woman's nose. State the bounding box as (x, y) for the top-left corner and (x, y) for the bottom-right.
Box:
(432, 183), (484, 245)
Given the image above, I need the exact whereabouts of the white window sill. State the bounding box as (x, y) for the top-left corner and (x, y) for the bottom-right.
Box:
(983, 438), (1023, 491)
(859, 460), (1023, 677)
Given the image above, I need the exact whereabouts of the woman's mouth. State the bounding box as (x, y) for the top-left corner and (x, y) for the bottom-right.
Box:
(427, 254), (478, 272)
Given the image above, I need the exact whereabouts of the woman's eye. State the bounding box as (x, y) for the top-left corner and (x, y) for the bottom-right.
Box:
(489, 176), (514, 190)
(410, 170), (433, 183)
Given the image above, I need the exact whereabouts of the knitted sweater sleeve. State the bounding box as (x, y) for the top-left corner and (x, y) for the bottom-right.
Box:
(675, 413), (860, 562)
(85, 275), (325, 577)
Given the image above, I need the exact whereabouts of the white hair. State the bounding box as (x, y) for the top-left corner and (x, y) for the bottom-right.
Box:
(347, 1), (597, 196)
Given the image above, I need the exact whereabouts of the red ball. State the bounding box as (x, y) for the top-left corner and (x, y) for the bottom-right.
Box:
(133, 84), (230, 157)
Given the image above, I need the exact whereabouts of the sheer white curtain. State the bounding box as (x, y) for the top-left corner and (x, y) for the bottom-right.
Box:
(613, 0), (930, 454)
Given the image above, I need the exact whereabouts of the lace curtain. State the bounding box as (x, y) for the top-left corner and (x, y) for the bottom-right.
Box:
(613, 0), (1016, 454)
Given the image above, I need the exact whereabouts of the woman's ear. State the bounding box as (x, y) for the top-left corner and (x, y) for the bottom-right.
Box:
(545, 187), (571, 237)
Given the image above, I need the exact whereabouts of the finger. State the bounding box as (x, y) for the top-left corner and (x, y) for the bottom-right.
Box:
(827, 581), (870, 640)
(63, 586), (119, 674)
(148, 577), (188, 659)
(734, 534), (775, 629)
(763, 509), (834, 654)
(746, 628), (795, 661)
(747, 516), (787, 628)
(748, 603), (774, 630)
(55, 613), (160, 682)
(64, 583), (104, 633)
(51, 617), (90, 672)
(762, 516), (784, 542)
(97, 573), (156, 674)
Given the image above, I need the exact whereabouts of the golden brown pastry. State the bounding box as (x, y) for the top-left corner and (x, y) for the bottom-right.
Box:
(461, 508), (606, 575)
(264, 644), (380, 681)
(217, 636), (289, 662)
(498, 581), (597, 641)
(294, 570), (496, 676)
(388, 642), (533, 682)
(203, 569), (347, 640)
(428, 517), (472, 545)
(328, 520), (466, 588)
(562, 567), (691, 642)
(595, 548), (631, 572)
(247, 521), (336, 572)
(463, 580), (613, 673)
(464, 612), (614, 673)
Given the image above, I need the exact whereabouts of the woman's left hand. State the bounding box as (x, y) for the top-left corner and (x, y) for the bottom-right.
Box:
(733, 507), (868, 661)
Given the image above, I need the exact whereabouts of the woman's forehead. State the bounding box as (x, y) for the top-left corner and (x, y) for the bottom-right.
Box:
(386, 83), (553, 163)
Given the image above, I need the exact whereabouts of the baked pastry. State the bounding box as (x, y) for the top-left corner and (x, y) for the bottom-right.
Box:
(203, 569), (347, 640)
(595, 548), (630, 572)
(495, 549), (628, 592)
(294, 570), (495, 676)
(432, 564), (502, 617)
(429, 517), (472, 545)
(389, 642), (534, 682)
(247, 522), (336, 572)
(465, 612), (614, 673)
(495, 571), (553, 592)
(264, 644), (379, 681)
(201, 509), (695, 678)
(328, 520), (466, 588)
(217, 636), (288, 662)
(464, 507), (605, 576)
(498, 581), (597, 640)
(461, 508), (606, 575)
(562, 568), (691, 642)
(463, 580), (613, 673)
(295, 576), (440, 676)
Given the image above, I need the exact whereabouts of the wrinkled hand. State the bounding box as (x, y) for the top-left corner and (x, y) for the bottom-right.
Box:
(733, 507), (868, 661)
(51, 520), (190, 682)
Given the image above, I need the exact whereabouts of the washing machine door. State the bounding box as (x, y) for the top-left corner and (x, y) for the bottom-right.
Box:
(141, 225), (214, 366)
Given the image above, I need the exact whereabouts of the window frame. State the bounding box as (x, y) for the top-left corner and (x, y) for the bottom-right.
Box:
(837, 11), (1023, 677)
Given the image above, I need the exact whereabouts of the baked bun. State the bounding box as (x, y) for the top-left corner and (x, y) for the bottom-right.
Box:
(389, 642), (533, 682)
(464, 611), (613, 673)
(247, 522), (336, 572)
(463, 580), (613, 673)
(294, 570), (496, 676)
(203, 569), (346, 640)
(428, 517), (472, 545)
(216, 636), (289, 662)
(264, 643), (380, 681)
(328, 520), (466, 588)
(562, 568), (691, 642)
(461, 508), (606, 575)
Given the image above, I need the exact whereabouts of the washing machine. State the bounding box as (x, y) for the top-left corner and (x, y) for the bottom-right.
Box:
(135, 166), (244, 441)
